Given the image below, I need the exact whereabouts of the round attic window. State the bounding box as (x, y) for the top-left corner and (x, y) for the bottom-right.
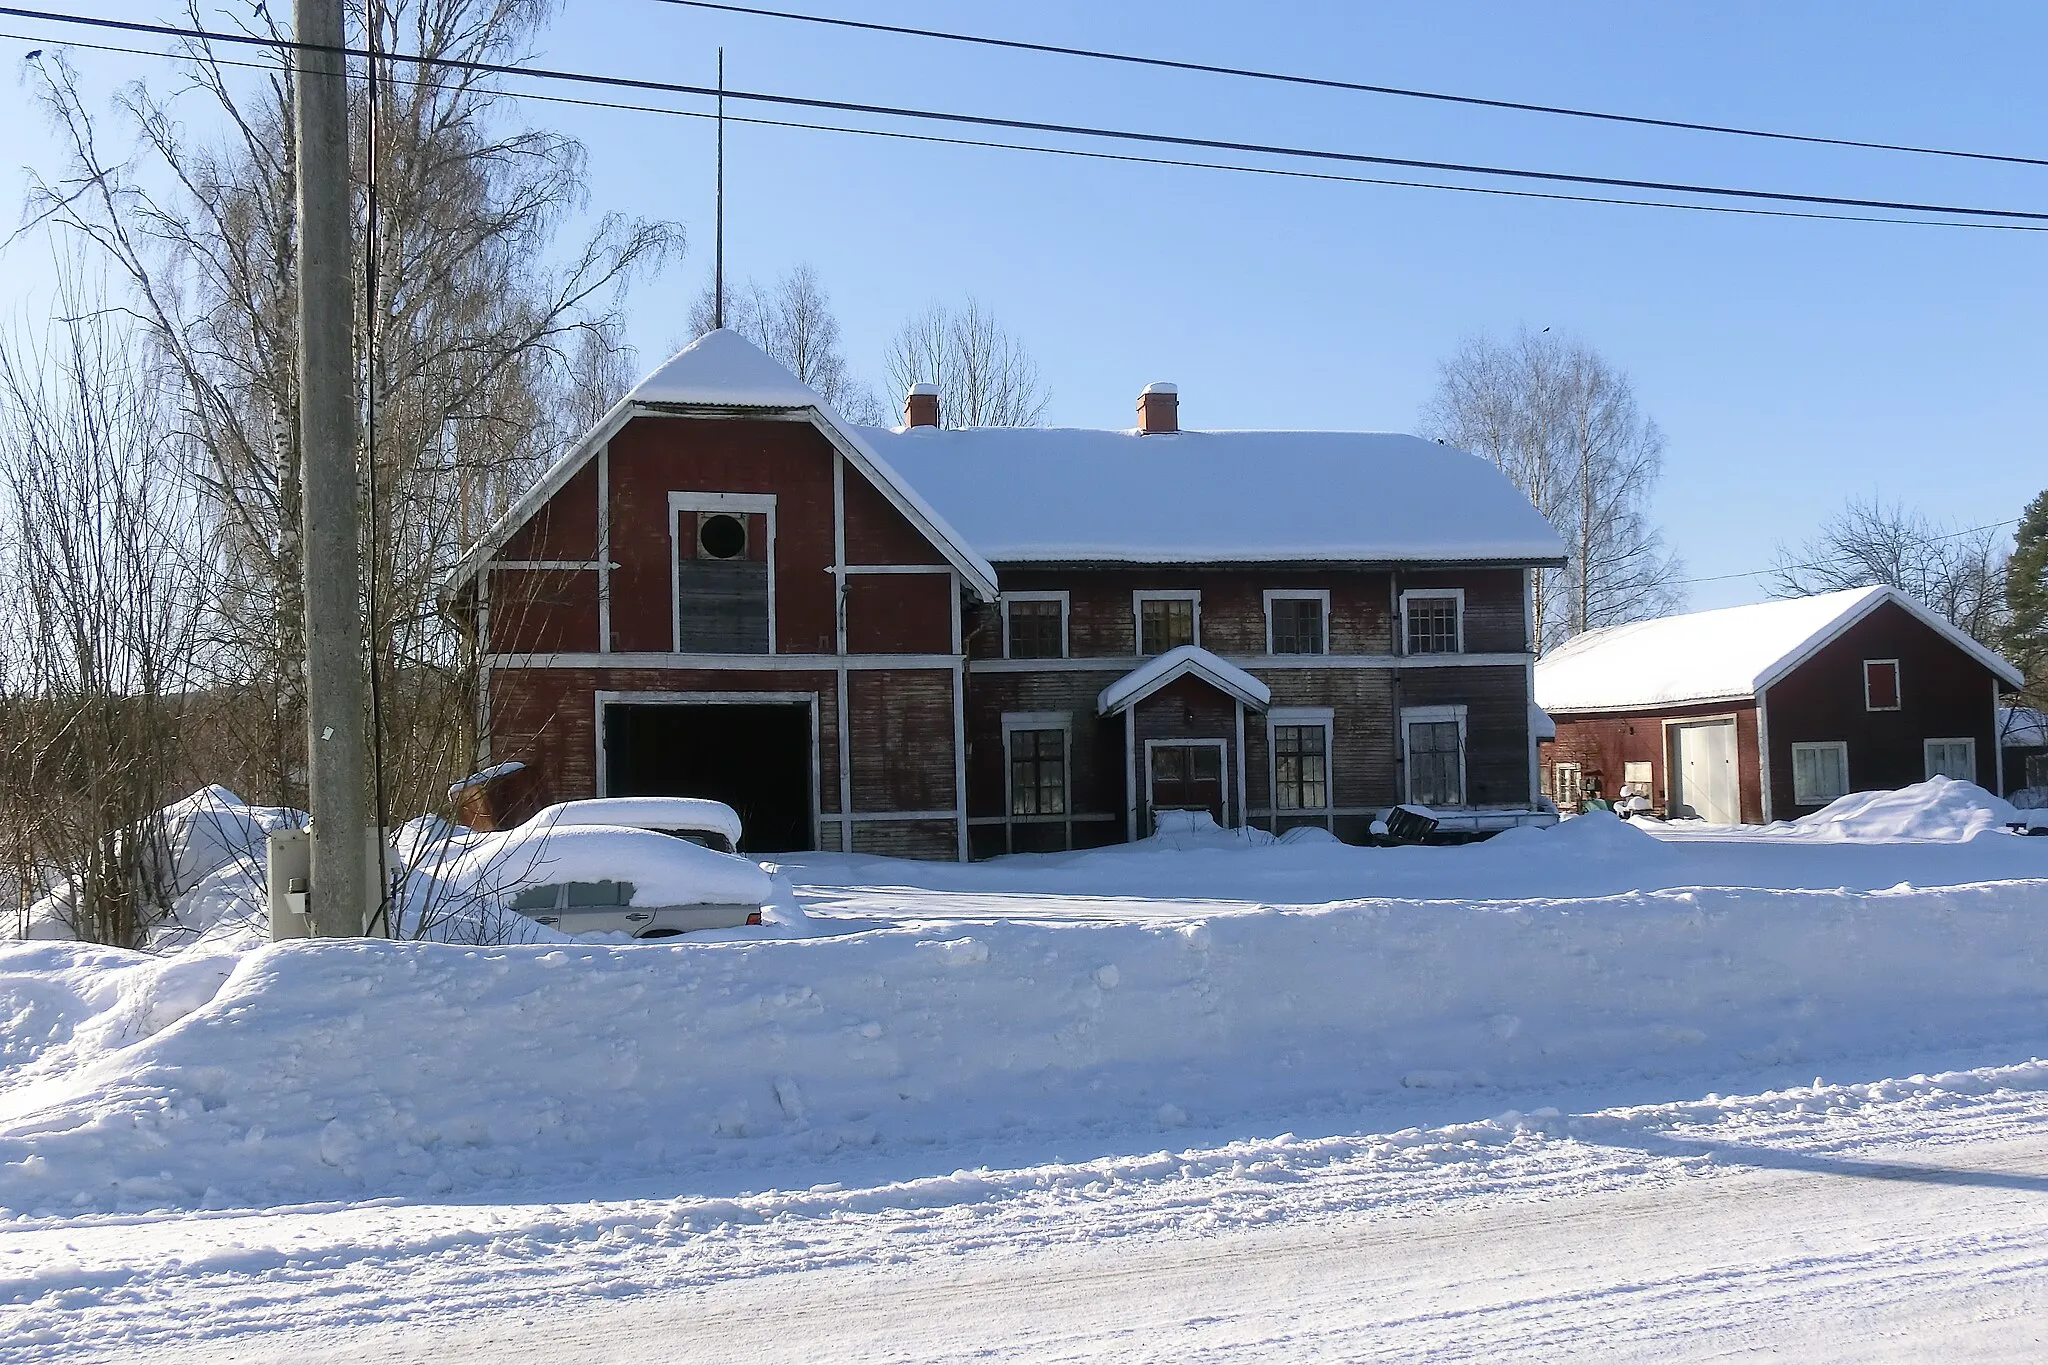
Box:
(699, 512), (746, 560)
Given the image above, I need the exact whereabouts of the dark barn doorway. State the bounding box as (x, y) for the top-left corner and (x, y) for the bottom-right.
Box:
(603, 702), (814, 852)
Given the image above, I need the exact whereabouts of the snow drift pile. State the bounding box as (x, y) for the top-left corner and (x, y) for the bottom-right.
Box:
(1780, 777), (2030, 842)
(10, 869), (2048, 1214)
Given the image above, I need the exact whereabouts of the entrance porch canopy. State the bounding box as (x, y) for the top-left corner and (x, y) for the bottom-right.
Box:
(1097, 645), (1271, 717)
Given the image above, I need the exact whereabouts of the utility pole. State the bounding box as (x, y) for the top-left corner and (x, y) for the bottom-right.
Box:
(295, 0), (371, 935)
(713, 46), (724, 330)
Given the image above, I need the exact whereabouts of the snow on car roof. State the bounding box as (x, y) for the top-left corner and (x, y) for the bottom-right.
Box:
(526, 797), (744, 845)
(857, 425), (1566, 565)
(444, 823), (771, 908)
(1536, 585), (2024, 714)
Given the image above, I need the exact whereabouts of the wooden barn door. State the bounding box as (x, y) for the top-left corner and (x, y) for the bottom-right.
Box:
(1670, 720), (1740, 824)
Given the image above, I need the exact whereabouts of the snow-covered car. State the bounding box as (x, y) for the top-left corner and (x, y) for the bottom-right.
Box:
(456, 822), (772, 938)
(521, 797), (744, 853)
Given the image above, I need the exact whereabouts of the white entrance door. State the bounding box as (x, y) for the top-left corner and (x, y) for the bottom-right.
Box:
(1671, 720), (1740, 824)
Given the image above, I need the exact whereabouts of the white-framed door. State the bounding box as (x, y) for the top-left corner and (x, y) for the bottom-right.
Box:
(1668, 719), (1740, 824)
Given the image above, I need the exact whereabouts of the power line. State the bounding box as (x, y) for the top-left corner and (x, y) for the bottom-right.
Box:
(17, 25), (2048, 235)
(9, 6), (2048, 227)
(651, 0), (2048, 173)
(1674, 517), (2019, 587)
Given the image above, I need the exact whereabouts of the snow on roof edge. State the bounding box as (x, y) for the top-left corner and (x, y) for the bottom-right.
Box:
(1098, 645), (1273, 716)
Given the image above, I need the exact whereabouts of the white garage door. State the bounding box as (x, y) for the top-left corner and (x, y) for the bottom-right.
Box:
(1671, 720), (1740, 824)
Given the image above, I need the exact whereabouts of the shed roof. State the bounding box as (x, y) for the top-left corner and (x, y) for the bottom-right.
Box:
(1097, 645), (1272, 716)
(1535, 585), (2025, 714)
(859, 425), (1565, 566)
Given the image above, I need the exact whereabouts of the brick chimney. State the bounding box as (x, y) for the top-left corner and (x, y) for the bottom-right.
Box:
(1137, 382), (1178, 435)
(903, 383), (941, 429)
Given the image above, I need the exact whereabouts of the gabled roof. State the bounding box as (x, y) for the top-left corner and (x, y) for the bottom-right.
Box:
(440, 331), (998, 604)
(1097, 645), (1272, 716)
(858, 426), (1566, 566)
(1535, 585), (2025, 715)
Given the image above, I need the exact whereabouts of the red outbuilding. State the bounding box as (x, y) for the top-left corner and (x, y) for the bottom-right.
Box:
(1534, 587), (2025, 824)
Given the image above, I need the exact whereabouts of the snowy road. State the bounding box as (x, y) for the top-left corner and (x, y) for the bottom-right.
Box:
(251, 1129), (2048, 1364)
(16, 1057), (2047, 1363)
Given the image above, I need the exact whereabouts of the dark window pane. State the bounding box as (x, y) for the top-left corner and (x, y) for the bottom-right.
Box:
(1008, 600), (1064, 659)
(1406, 597), (1459, 654)
(1010, 728), (1068, 816)
(1407, 721), (1463, 805)
(1273, 725), (1328, 809)
(1141, 598), (1195, 654)
(1191, 747), (1221, 781)
(1271, 597), (1324, 654)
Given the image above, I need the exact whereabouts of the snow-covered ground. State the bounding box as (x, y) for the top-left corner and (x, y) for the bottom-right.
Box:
(5, 779), (2048, 1360)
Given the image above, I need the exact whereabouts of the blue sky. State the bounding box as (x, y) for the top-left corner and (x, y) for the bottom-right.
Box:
(5, 1), (2044, 607)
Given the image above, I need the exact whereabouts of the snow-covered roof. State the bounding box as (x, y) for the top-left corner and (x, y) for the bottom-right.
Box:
(1097, 645), (1273, 716)
(1536, 586), (2025, 714)
(2001, 707), (2048, 748)
(631, 329), (827, 408)
(857, 426), (1566, 565)
(441, 331), (998, 604)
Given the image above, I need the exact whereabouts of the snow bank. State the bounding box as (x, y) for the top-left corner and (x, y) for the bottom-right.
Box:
(1783, 778), (2020, 843)
(10, 874), (2048, 1213)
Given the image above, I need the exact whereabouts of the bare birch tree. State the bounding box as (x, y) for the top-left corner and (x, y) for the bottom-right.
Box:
(885, 298), (1048, 427)
(1422, 329), (1681, 651)
(0, 264), (218, 945)
(690, 263), (881, 421)
(1767, 497), (2009, 646)
(23, 0), (677, 831)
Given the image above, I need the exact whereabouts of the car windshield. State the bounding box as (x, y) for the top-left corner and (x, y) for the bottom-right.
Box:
(655, 828), (733, 852)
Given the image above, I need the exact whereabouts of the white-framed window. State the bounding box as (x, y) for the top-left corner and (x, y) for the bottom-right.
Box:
(1924, 737), (1976, 782)
(1400, 588), (1465, 655)
(1401, 704), (1467, 806)
(1864, 659), (1901, 711)
(1002, 712), (1071, 817)
(1133, 589), (1200, 655)
(1267, 706), (1333, 811)
(669, 491), (776, 654)
(1791, 741), (1850, 806)
(1001, 591), (1069, 660)
(1623, 761), (1653, 790)
(1263, 589), (1331, 655)
(1554, 761), (1583, 809)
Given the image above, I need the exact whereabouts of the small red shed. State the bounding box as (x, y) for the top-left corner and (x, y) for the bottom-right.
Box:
(1534, 587), (2024, 823)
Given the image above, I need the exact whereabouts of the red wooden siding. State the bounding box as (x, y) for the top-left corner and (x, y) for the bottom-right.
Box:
(1763, 599), (2003, 812)
(846, 574), (954, 654)
(1546, 702), (1765, 823)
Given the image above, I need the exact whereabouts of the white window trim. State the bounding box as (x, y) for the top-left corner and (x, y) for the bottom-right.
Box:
(1400, 703), (1468, 807)
(1263, 589), (1332, 656)
(1553, 760), (1582, 805)
(1002, 712), (1073, 831)
(1924, 736), (1976, 781)
(1267, 706), (1335, 816)
(1133, 589), (1202, 653)
(1863, 658), (1902, 711)
(1000, 591), (1070, 660)
(669, 491), (778, 655)
(1399, 588), (1466, 656)
(1142, 736), (1231, 828)
(1791, 740), (1851, 806)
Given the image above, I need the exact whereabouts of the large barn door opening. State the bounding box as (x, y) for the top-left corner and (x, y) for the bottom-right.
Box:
(603, 701), (813, 852)
(1670, 720), (1740, 824)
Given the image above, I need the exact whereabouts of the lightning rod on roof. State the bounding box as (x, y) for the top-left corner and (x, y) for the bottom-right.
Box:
(713, 46), (725, 332)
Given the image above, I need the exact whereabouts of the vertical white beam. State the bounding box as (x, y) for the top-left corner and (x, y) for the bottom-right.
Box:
(833, 451), (853, 844)
(596, 447), (611, 653)
(1233, 700), (1248, 828)
(1124, 712), (1138, 842)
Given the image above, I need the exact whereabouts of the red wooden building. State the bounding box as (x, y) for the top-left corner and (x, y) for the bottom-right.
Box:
(441, 331), (1566, 857)
(1534, 587), (2024, 824)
